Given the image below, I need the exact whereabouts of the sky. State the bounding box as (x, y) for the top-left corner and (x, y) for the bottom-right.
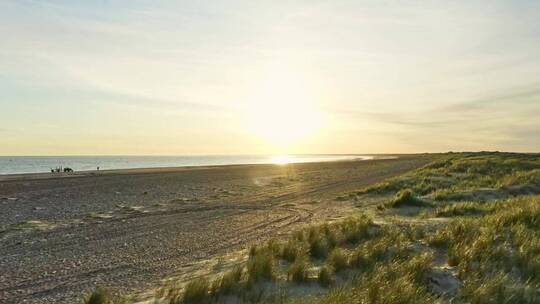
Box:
(1, 0), (539, 155)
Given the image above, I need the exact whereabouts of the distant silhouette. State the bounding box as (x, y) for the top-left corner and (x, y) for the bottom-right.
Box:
(97, 166), (100, 171)
(64, 167), (73, 173)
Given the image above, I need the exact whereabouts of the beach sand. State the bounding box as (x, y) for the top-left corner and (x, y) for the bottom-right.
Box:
(0, 155), (433, 303)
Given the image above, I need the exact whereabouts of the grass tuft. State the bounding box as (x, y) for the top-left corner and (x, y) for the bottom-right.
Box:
(83, 287), (113, 304)
(212, 265), (243, 296)
(307, 227), (329, 259)
(388, 189), (430, 208)
(318, 266), (333, 287)
(287, 258), (310, 283)
(182, 278), (210, 304)
(280, 240), (305, 262)
(326, 248), (348, 272)
(339, 217), (373, 244)
(247, 251), (275, 284)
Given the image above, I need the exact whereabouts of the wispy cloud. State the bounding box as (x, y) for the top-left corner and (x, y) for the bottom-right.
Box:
(327, 81), (540, 153)
(443, 85), (540, 112)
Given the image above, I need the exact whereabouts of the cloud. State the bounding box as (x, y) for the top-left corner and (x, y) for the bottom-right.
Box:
(82, 87), (229, 113)
(329, 107), (482, 129)
(443, 85), (540, 113)
(327, 82), (540, 152)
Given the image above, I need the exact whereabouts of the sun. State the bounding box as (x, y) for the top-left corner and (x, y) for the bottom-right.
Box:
(245, 98), (321, 145)
(242, 71), (323, 147)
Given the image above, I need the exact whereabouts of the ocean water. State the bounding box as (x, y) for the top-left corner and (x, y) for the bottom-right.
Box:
(0, 155), (371, 175)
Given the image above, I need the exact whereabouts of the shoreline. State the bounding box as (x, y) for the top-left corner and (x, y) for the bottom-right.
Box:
(0, 155), (398, 182)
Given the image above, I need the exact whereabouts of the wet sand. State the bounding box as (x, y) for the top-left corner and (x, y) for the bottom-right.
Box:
(0, 155), (433, 303)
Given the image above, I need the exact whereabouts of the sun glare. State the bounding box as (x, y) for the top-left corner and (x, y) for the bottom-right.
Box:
(243, 68), (323, 148)
(270, 155), (293, 165)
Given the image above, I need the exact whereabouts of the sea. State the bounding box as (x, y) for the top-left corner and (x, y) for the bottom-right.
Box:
(0, 155), (372, 175)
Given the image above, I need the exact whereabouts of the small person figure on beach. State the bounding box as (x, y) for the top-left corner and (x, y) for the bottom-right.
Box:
(64, 167), (73, 173)
(97, 166), (100, 171)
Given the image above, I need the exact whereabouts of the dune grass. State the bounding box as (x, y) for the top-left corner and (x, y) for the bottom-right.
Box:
(427, 196), (540, 303)
(83, 287), (127, 304)
(287, 258), (310, 283)
(280, 239), (305, 262)
(247, 250), (276, 284)
(317, 266), (333, 287)
(83, 287), (112, 304)
(327, 254), (435, 304)
(326, 248), (348, 272)
(181, 278), (210, 304)
(156, 214), (434, 303)
(211, 266), (243, 296)
(355, 152), (540, 204)
(428, 201), (494, 217)
(387, 189), (432, 208)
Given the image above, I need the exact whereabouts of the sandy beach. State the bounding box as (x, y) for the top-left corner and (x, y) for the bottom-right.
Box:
(0, 155), (432, 303)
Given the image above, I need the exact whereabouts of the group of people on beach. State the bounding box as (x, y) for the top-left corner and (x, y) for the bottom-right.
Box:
(50, 166), (73, 173)
(50, 166), (101, 173)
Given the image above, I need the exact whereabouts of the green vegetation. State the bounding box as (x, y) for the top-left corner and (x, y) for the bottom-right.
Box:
(317, 266), (333, 287)
(307, 229), (329, 259)
(326, 248), (348, 272)
(287, 258), (310, 283)
(181, 278), (210, 304)
(428, 196), (540, 302)
(356, 152), (540, 204)
(247, 250), (276, 284)
(280, 239), (305, 262)
(305, 254), (435, 304)
(429, 201), (494, 217)
(83, 287), (112, 304)
(387, 189), (431, 208)
(83, 152), (540, 303)
(212, 266), (243, 295)
(83, 287), (127, 304)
